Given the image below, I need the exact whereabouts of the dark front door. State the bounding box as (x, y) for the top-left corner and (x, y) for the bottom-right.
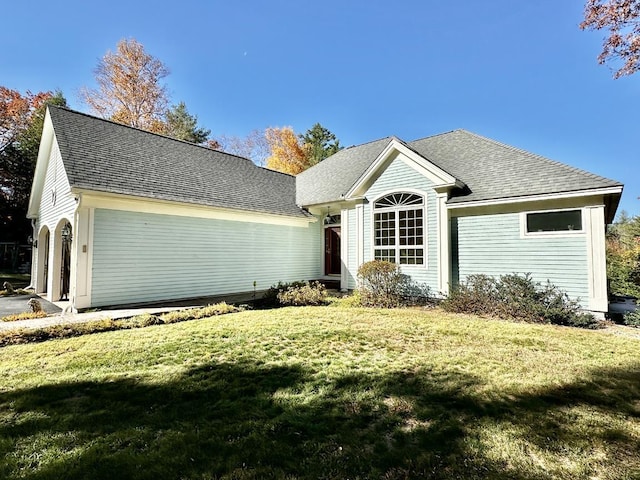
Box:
(324, 226), (341, 275)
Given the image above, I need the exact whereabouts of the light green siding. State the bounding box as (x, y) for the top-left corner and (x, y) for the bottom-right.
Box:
(91, 209), (321, 307)
(454, 212), (590, 304)
(362, 157), (439, 292)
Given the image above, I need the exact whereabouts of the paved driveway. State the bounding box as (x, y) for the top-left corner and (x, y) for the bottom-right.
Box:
(0, 294), (62, 317)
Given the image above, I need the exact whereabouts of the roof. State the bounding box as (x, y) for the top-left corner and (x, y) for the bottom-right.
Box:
(47, 106), (308, 218)
(296, 129), (623, 206)
(295, 137), (391, 205)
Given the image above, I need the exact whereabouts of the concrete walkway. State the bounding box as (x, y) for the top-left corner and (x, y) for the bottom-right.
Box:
(0, 294), (197, 332)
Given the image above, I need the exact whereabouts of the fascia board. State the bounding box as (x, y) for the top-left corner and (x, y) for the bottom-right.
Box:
(447, 186), (624, 210)
(27, 109), (55, 218)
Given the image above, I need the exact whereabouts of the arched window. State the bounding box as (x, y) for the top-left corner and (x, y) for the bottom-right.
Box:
(373, 192), (425, 265)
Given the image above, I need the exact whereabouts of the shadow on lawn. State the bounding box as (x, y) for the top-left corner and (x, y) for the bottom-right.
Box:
(1, 361), (639, 479)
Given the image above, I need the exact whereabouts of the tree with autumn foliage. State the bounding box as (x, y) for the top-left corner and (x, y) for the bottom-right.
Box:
(81, 38), (169, 130)
(265, 127), (311, 175)
(264, 124), (342, 174)
(607, 212), (640, 297)
(580, 0), (640, 78)
(0, 88), (67, 250)
(81, 38), (214, 145)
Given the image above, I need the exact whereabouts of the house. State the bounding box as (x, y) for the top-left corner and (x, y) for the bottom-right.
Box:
(28, 106), (623, 313)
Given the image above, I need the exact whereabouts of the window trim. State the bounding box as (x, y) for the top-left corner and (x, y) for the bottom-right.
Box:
(371, 190), (427, 268)
(520, 207), (586, 238)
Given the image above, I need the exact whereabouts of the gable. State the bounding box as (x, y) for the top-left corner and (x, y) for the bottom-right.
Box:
(364, 155), (440, 199)
(346, 138), (460, 199)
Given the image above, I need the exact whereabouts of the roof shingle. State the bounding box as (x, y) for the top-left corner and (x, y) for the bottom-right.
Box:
(49, 106), (307, 218)
(296, 129), (623, 206)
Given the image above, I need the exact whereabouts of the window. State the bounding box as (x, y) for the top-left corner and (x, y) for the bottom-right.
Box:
(525, 209), (583, 234)
(374, 193), (425, 265)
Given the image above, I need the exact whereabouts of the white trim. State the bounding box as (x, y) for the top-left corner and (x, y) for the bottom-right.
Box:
(346, 138), (460, 199)
(519, 207), (586, 239)
(356, 203), (364, 270)
(76, 190), (315, 227)
(340, 208), (349, 291)
(586, 205), (608, 312)
(27, 109), (55, 218)
(436, 192), (450, 294)
(448, 186), (623, 210)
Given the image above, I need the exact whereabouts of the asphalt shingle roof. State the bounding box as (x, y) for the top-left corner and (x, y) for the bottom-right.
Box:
(49, 106), (307, 218)
(296, 129), (622, 206)
(295, 137), (391, 205)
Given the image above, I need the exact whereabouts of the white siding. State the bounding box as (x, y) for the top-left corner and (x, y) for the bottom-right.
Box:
(346, 208), (358, 289)
(362, 156), (440, 292)
(455, 212), (590, 305)
(32, 139), (77, 297)
(36, 140), (76, 233)
(91, 209), (321, 306)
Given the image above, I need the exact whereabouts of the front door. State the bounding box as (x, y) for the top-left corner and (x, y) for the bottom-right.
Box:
(324, 226), (341, 275)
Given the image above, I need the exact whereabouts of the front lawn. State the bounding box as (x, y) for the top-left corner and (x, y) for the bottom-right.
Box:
(0, 307), (639, 479)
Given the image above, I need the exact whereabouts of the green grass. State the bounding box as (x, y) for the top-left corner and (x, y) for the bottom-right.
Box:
(0, 306), (639, 479)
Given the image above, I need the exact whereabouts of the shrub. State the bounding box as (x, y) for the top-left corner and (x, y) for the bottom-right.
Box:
(160, 302), (240, 323)
(357, 260), (405, 308)
(356, 260), (432, 308)
(443, 273), (600, 329)
(622, 310), (640, 328)
(277, 281), (327, 306)
(1, 311), (48, 322)
(261, 281), (307, 308)
(0, 302), (242, 347)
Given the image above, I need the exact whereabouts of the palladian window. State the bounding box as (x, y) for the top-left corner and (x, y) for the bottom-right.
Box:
(373, 192), (425, 265)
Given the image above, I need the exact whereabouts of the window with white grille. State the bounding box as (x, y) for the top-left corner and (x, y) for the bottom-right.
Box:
(373, 193), (425, 265)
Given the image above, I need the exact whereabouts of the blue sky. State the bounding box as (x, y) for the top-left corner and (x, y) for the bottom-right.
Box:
(2, 0), (637, 216)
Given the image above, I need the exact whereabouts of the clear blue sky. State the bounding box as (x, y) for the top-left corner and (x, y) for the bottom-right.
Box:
(2, 0), (637, 216)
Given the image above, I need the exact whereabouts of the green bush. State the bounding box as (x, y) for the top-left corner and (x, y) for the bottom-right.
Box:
(622, 310), (640, 328)
(356, 260), (432, 308)
(443, 273), (600, 329)
(277, 281), (327, 306)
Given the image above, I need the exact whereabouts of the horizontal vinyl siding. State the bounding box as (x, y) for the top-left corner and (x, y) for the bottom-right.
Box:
(363, 156), (439, 292)
(91, 209), (320, 306)
(456, 213), (589, 305)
